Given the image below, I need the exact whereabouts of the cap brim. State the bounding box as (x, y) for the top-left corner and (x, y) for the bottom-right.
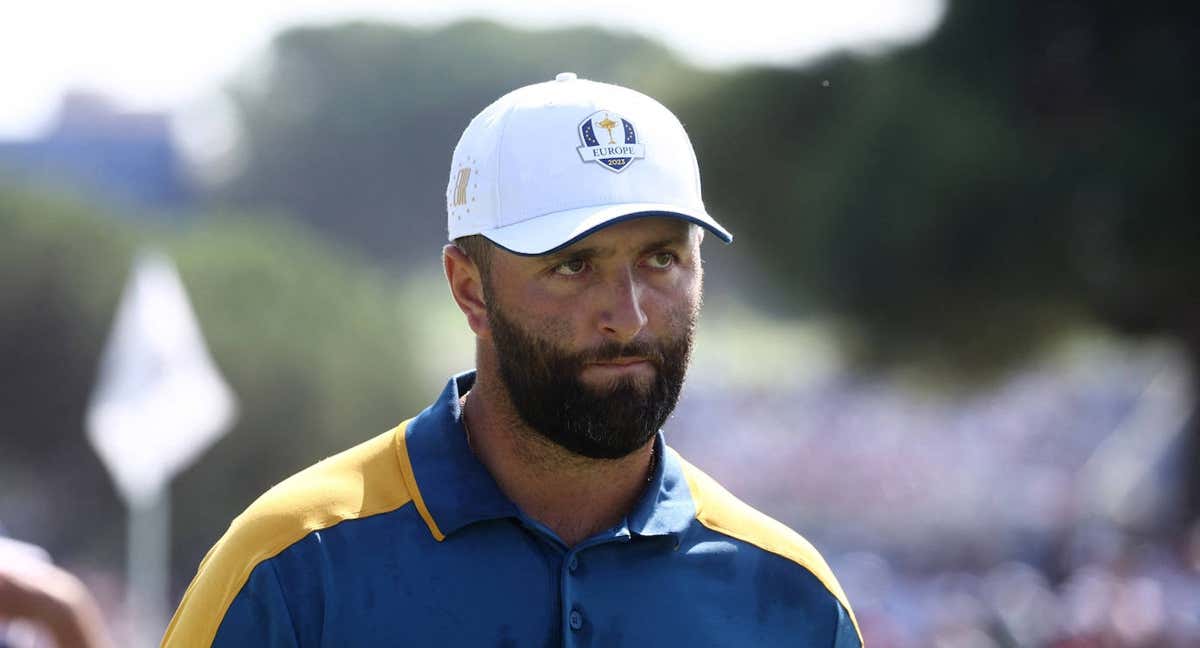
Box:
(477, 203), (733, 256)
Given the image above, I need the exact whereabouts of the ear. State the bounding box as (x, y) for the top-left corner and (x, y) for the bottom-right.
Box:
(443, 244), (491, 338)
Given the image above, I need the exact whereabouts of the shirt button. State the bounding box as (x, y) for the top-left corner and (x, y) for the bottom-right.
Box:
(568, 556), (579, 572)
(569, 609), (583, 631)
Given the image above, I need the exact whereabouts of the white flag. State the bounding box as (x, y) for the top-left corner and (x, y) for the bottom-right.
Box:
(86, 249), (236, 507)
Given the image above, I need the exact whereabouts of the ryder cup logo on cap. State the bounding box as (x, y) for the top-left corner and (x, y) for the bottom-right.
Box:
(577, 111), (645, 173)
(446, 72), (732, 255)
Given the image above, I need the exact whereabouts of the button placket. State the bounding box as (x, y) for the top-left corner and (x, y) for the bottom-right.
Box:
(563, 537), (620, 639)
(562, 549), (588, 636)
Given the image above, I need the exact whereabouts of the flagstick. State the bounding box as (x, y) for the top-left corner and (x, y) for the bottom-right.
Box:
(128, 485), (170, 648)
(88, 251), (235, 645)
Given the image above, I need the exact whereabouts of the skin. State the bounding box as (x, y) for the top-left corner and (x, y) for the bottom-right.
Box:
(0, 558), (113, 648)
(443, 217), (704, 546)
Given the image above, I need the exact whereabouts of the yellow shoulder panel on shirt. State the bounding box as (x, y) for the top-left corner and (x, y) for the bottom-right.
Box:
(678, 455), (863, 643)
(161, 420), (417, 647)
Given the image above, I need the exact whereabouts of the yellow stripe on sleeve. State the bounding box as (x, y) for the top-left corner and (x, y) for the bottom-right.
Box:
(161, 422), (415, 647)
(678, 454), (864, 644)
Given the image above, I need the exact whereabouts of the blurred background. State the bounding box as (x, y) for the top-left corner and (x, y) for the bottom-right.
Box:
(2, 1), (1198, 646)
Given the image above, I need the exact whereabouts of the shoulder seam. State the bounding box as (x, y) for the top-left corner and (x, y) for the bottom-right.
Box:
(228, 424), (418, 583)
(695, 513), (849, 607)
(163, 422), (417, 647)
(676, 454), (864, 645)
(205, 497), (417, 646)
(234, 494), (417, 593)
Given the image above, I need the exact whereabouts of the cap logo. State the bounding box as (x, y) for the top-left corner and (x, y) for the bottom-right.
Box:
(451, 167), (471, 207)
(448, 157), (478, 221)
(577, 110), (645, 173)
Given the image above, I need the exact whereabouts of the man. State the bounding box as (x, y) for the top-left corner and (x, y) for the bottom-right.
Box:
(163, 73), (862, 647)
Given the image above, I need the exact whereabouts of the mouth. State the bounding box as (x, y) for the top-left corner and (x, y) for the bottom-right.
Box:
(582, 357), (655, 380)
(590, 357), (650, 367)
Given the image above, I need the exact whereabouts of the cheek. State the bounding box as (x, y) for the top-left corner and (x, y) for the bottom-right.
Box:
(646, 278), (701, 335)
(536, 313), (577, 344)
(503, 290), (578, 345)
(667, 295), (701, 336)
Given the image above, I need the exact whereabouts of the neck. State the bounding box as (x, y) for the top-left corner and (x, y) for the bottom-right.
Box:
(462, 364), (655, 548)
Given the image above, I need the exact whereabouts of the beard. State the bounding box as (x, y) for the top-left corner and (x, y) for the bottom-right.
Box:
(486, 301), (694, 460)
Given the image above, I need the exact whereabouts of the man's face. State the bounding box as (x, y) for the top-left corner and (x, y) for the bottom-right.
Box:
(481, 218), (703, 459)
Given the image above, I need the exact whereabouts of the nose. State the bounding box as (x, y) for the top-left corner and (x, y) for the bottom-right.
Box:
(597, 268), (648, 344)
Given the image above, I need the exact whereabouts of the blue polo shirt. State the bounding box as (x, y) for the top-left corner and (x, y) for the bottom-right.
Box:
(163, 372), (862, 647)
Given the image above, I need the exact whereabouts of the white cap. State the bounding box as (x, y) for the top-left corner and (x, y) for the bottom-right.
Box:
(446, 73), (732, 255)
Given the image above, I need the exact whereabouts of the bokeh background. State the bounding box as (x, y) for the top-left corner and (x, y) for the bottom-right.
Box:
(3, 1), (1199, 646)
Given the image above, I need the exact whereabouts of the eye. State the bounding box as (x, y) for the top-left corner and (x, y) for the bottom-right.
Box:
(645, 252), (676, 269)
(554, 258), (588, 276)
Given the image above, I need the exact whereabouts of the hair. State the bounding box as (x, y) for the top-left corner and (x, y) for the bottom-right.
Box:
(453, 235), (495, 289)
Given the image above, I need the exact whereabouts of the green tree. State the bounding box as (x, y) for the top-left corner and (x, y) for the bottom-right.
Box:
(0, 187), (427, 592)
(690, 1), (1199, 516)
(0, 187), (136, 563)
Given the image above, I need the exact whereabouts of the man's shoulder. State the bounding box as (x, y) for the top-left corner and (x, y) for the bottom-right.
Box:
(163, 422), (418, 645)
(225, 421), (416, 556)
(673, 451), (857, 620)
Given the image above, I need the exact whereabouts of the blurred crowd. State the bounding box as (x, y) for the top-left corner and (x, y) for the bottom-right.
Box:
(837, 528), (1200, 647)
(673, 342), (1199, 647)
(4, 340), (1196, 646)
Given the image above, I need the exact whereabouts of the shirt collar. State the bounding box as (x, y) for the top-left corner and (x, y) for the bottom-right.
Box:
(404, 371), (518, 539)
(403, 371), (696, 542)
(627, 438), (696, 539)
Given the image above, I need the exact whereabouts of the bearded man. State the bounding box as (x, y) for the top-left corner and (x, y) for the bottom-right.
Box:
(163, 73), (862, 647)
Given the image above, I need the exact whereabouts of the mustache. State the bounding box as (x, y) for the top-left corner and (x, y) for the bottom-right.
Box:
(574, 340), (667, 368)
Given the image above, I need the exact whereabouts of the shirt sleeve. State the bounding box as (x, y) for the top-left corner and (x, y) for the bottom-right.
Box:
(210, 561), (301, 648)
